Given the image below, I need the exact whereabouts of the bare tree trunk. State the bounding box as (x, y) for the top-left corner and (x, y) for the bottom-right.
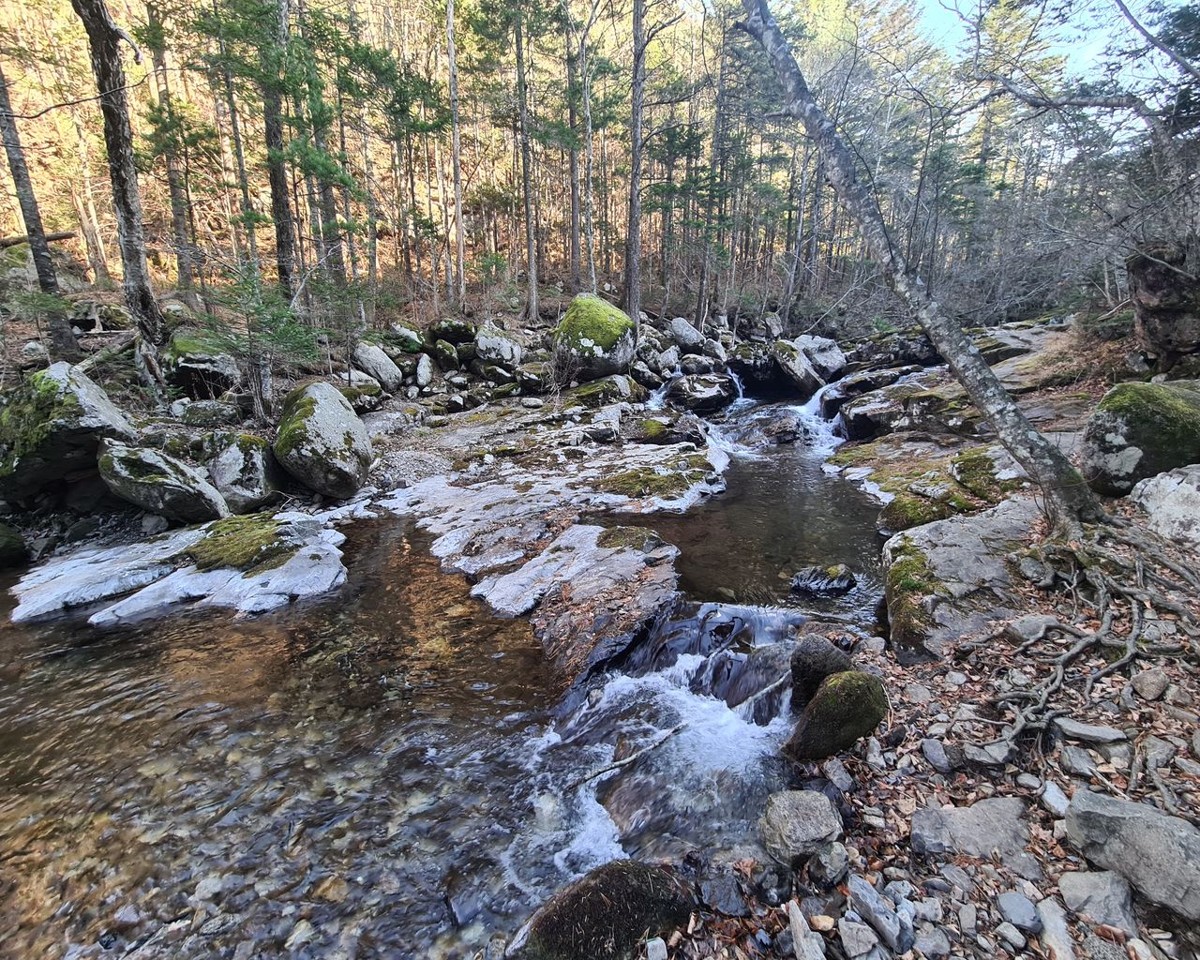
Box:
(69, 0), (166, 388)
(0, 62), (80, 361)
(564, 3), (581, 294)
(740, 0), (1101, 535)
(515, 12), (538, 322)
(263, 0), (296, 297)
(623, 0), (645, 327)
(447, 0), (467, 304)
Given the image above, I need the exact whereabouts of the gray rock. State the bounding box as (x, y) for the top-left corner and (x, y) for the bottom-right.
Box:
(1066, 789), (1200, 921)
(1036, 899), (1077, 960)
(958, 902), (977, 934)
(995, 922), (1025, 950)
(1061, 745), (1097, 777)
(996, 891), (1041, 933)
(1040, 781), (1070, 818)
(1054, 717), (1127, 744)
(474, 327), (524, 372)
(272, 382), (373, 499)
(181, 399), (242, 427)
(787, 901), (827, 960)
(837, 919), (879, 958)
(416, 353), (434, 387)
(1130, 466), (1200, 551)
(665, 373), (737, 414)
(921, 738), (955, 774)
(0, 361), (138, 502)
(388, 323), (424, 352)
(808, 842), (848, 888)
(699, 865), (748, 917)
(911, 797), (1042, 880)
(645, 938), (667, 960)
(428, 316), (477, 344)
(759, 791), (843, 867)
(821, 757), (854, 793)
(667, 317), (704, 350)
(847, 874), (911, 952)
(352, 342), (404, 392)
(772, 340), (824, 399)
(793, 335), (847, 382)
(790, 636), (855, 710)
(913, 926), (950, 959)
(166, 337), (242, 399)
(99, 442), (229, 523)
(337, 369), (386, 412)
(554, 294), (636, 381)
(1131, 667), (1170, 701)
(1058, 870), (1138, 936)
(205, 434), (280, 514)
(791, 563), (856, 597)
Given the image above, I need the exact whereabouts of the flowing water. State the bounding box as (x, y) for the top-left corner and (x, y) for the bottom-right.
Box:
(0, 394), (885, 959)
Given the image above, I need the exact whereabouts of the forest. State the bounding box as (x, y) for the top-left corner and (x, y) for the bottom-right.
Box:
(2, 0), (1195, 365)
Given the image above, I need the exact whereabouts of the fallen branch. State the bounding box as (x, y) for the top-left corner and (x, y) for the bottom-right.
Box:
(0, 231), (75, 249)
(75, 331), (136, 374)
(565, 723), (687, 791)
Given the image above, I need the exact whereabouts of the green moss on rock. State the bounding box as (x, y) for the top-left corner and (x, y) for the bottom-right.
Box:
(0, 369), (81, 479)
(884, 541), (945, 653)
(183, 513), (293, 573)
(784, 670), (888, 761)
(273, 390), (316, 461)
(0, 521), (27, 568)
(555, 294), (634, 352)
(1083, 381), (1200, 494)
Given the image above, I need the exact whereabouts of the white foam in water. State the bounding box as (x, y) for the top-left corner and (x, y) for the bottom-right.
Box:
(788, 382), (844, 456)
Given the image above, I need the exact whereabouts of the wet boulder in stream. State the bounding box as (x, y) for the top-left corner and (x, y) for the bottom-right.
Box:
(784, 670), (888, 761)
(793, 335), (847, 381)
(665, 373), (737, 414)
(771, 339), (824, 399)
(98, 441), (230, 524)
(507, 860), (693, 960)
(790, 563), (856, 597)
(790, 635), (854, 711)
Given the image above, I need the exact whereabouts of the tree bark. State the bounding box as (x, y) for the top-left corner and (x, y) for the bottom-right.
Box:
(623, 0), (646, 327)
(263, 0), (297, 298)
(515, 12), (538, 323)
(740, 0), (1101, 536)
(447, 0), (467, 304)
(0, 63), (81, 361)
(69, 0), (166, 386)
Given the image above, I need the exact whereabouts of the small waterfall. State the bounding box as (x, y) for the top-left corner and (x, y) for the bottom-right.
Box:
(645, 377), (675, 411)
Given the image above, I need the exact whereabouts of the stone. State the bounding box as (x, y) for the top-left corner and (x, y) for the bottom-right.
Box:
(772, 340), (825, 399)
(474, 327), (524, 373)
(784, 671), (888, 762)
(787, 901), (827, 960)
(911, 797), (1042, 880)
(759, 791), (843, 867)
(272, 382), (373, 499)
(1036, 898), (1078, 960)
(1127, 241), (1200, 358)
(667, 317), (704, 350)
(699, 865), (748, 917)
(1054, 718), (1127, 744)
(995, 922), (1026, 950)
(205, 433), (281, 514)
(837, 919), (878, 958)
(808, 842), (848, 888)
(645, 938), (667, 960)
(790, 564), (856, 597)
(1066, 789), (1200, 921)
(0, 361), (138, 502)
(165, 331), (242, 399)
(1130, 465), (1200, 551)
(0, 521), (27, 567)
(1080, 381), (1200, 495)
(415, 353), (434, 387)
(428, 316), (477, 344)
(882, 497), (1039, 661)
(352, 342), (405, 392)
(790, 636), (854, 711)
(554, 294), (636, 381)
(337, 369), (386, 413)
(793, 335), (847, 382)
(665, 373), (738, 414)
(181, 400), (242, 427)
(1131, 666), (1170, 701)
(1058, 870), (1138, 937)
(847, 875), (911, 953)
(1040, 781), (1070, 818)
(997, 891), (1041, 933)
(432, 338), (460, 371)
(821, 757), (854, 793)
(99, 442), (229, 524)
(913, 927), (950, 959)
(506, 860), (692, 960)
(921, 738), (955, 774)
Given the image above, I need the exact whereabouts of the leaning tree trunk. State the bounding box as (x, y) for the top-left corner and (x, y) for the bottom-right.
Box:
(740, 0), (1101, 536)
(70, 0), (166, 389)
(0, 62), (81, 361)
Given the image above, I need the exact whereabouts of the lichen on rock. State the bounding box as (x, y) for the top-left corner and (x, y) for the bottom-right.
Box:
(554, 294), (636, 381)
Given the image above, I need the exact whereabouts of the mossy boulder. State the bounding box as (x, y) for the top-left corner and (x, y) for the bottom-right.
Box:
(181, 400), (242, 428)
(204, 433), (282, 514)
(164, 329), (242, 400)
(1081, 381), (1200, 495)
(554, 294), (636, 381)
(0, 521), (27, 568)
(67, 299), (134, 333)
(98, 441), (230, 524)
(784, 670), (888, 761)
(428, 316), (477, 345)
(509, 860), (693, 960)
(272, 382), (373, 499)
(622, 412), (707, 446)
(432, 338), (460, 372)
(0, 362), (138, 503)
(790, 635), (855, 712)
(181, 513), (294, 572)
(568, 374), (646, 408)
(790, 563), (856, 597)
(336, 370), (385, 413)
(473, 326), (523, 372)
(770, 339), (824, 399)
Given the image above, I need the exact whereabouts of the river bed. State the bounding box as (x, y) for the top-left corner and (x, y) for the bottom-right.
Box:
(0, 398), (885, 958)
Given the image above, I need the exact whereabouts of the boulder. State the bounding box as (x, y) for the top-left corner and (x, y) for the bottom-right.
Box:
(665, 373), (737, 414)
(654, 345), (681, 375)
(771, 340), (824, 399)
(679, 352), (717, 375)
(790, 563), (856, 597)
(667, 316), (704, 350)
(336, 369), (385, 413)
(783, 671), (887, 761)
(790, 635), (854, 710)
(554, 294), (636, 381)
(98, 442), (230, 523)
(622, 412), (707, 446)
(432, 339), (460, 371)
(728, 341), (777, 392)
(838, 371), (975, 442)
(67, 299), (133, 333)
(272, 382), (373, 499)
(847, 330), (939, 369)
(794, 335), (847, 382)
(1065, 789), (1200, 922)
(568, 375), (646, 408)
(181, 400), (242, 427)
(1127, 241), (1200, 360)
(1057, 871), (1139, 937)
(911, 797), (1042, 880)
(165, 330), (242, 399)
(1130, 465), (1200, 550)
(416, 353), (435, 387)
(1080, 381), (1200, 495)
(759, 790), (843, 867)
(0, 521), (27, 567)
(629, 360), (664, 390)
(387, 323), (424, 352)
(473, 326), (524, 373)
(507, 860), (693, 960)
(352, 342), (404, 392)
(205, 433), (281, 514)
(819, 365), (922, 418)
(0, 362), (138, 502)
(428, 316), (477, 345)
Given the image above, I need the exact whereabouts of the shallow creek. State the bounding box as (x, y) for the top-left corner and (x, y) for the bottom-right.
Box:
(0, 396), (885, 958)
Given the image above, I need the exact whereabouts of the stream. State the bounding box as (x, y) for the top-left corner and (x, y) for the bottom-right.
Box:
(0, 393), (885, 959)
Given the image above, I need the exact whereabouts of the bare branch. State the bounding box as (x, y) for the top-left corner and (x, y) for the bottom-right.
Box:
(1111, 0), (1200, 85)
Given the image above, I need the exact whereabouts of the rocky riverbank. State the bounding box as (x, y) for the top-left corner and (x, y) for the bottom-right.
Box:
(2, 293), (1200, 960)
